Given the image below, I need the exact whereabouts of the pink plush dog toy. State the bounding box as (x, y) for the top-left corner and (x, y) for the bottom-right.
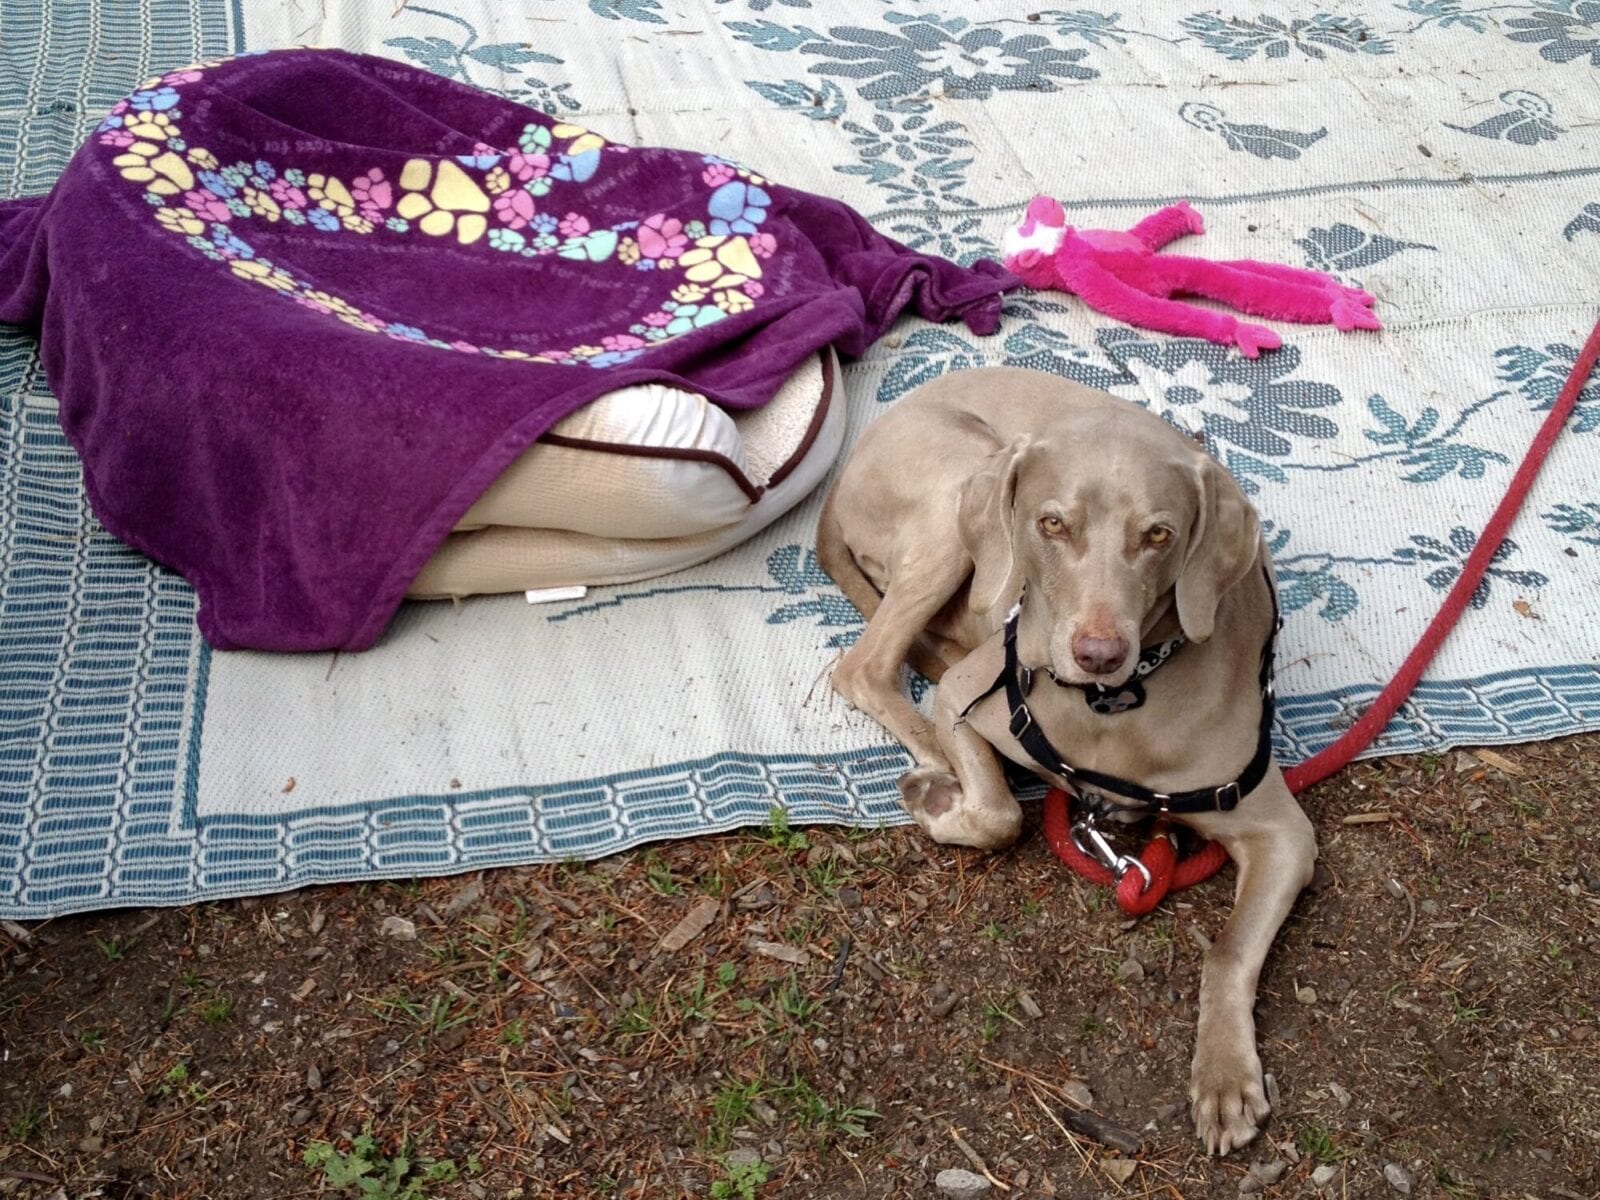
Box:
(1001, 197), (1379, 358)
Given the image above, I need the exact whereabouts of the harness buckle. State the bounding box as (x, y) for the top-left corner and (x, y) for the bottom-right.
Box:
(1213, 780), (1242, 811)
(1010, 706), (1033, 739)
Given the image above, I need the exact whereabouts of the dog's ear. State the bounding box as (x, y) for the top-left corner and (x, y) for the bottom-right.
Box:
(1175, 453), (1261, 642)
(958, 436), (1032, 615)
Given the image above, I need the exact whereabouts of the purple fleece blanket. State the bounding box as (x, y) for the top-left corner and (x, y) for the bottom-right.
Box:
(0, 49), (1014, 652)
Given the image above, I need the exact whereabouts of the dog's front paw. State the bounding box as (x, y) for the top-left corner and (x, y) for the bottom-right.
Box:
(897, 768), (1020, 849)
(1190, 1042), (1269, 1156)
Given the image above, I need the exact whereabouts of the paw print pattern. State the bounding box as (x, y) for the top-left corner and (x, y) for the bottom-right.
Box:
(395, 158), (492, 244)
(95, 57), (787, 367)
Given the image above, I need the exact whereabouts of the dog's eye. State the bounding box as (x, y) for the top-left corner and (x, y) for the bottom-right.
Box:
(1039, 515), (1065, 536)
(1145, 526), (1173, 547)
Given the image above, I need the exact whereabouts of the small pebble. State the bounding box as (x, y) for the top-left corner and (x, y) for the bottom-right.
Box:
(308, 906), (326, 936)
(932, 995), (960, 1019)
(1384, 1162), (1415, 1195)
(1249, 1160), (1288, 1186)
(726, 1147), (763, 1169)
(380, 916), (416, 940)
(1296, 985), (1318, 1006)
(935, 1167), (991, 1198)
(77, 1135), (104, 1154)
(1312, 1163), (1341, 1188)
(1118, 959), (1145, 984)
(305, 1064), (322, 1091)
(1263, 1072), (1281, 1110)
(1102, 1159), (1137, 1185)
(836, 886), (862, 909)
(290, 1108), (313, 1127)
(1016, 990), (1043, 1020)
(1062, 1080), (1094, 1108)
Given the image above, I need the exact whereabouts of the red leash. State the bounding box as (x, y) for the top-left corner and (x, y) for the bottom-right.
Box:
(1046, 312), (1600, 915)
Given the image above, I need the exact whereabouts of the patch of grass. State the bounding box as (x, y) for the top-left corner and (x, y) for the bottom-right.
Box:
(802, 860), (845, 897)
(158, 991), (183, 1026)
(369, 991), (427, 1024)
(781, 911), (823, 947)
(9, 1097), (43, 1142)
(427, 994), (474, 1037)
(679, 971), (727, 1023)
(643, 851), (682, 897)
(1435, 1167), (1479, 1199)
(981, 1000), (1023, 1041)
(80, 1028), (106, 1050)
(303, 1129), (459, 1199)
(180, 968), (206, 989)
(1077, 1015), (1105, 1039)
(982, 921), (1018, 944)
(707, 1074), (766, 1151)
(501, 1020), (526, 1048)
(776, 976), (819, 1027)
(94, 936), (127, 962)
(697, 869), (730, 897)
(1298, 1122), (1346, 1165)
(199, 997), (235, 1025)
(773, 1073), (876, 1139)
(616, 995), (658, 1043)
(710, 1157), (770, 1200)
(762, 806), (809, 853)
(1449, 991), (1486, 1023)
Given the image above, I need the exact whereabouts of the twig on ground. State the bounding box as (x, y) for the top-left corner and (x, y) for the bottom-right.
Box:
(949, 1126), (1011, 1192)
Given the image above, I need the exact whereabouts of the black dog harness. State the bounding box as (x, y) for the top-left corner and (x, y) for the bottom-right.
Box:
(961, 568), (1281, 815)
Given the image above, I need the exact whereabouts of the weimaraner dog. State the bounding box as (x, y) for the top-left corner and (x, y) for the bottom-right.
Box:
(816, 366), (1317, 1156)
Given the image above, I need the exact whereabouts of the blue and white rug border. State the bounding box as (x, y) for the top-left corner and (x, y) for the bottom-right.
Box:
(4, 659), (1597, 920)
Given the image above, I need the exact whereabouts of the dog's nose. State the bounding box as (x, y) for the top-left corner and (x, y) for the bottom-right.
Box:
(1072, 634), (1128, 677)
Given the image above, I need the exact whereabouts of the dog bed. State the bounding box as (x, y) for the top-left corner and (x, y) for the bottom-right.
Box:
(410, 348), (842, 597)
(0, 49), (1015, 652)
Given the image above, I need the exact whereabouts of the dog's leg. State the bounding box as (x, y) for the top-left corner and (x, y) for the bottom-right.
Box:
(895, 649), (1024, 849)
(1182, 767), (1316, 1156)
(829, 554), (969, 772)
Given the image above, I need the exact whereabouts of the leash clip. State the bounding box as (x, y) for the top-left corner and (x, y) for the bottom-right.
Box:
(1070, 806), (1153, 891)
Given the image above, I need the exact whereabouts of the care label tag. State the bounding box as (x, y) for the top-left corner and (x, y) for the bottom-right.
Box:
(524, 586), (588, 605)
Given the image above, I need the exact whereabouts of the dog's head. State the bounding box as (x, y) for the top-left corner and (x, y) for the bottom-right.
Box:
(958, 406), (1260, 687)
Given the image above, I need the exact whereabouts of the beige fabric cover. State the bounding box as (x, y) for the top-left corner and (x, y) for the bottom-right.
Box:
(410, 350), (841, 598)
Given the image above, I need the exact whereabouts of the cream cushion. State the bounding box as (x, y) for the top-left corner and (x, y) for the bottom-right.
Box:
(409, 349), (842, 598)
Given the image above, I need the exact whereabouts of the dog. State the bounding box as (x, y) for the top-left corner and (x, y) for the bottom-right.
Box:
(815, 366), (1317, 1156)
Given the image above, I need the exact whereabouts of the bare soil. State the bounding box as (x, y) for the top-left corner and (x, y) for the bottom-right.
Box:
(3, 740), (1598, 1200)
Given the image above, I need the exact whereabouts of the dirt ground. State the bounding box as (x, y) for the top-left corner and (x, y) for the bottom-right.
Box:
(3, 739), (1598, 1200)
